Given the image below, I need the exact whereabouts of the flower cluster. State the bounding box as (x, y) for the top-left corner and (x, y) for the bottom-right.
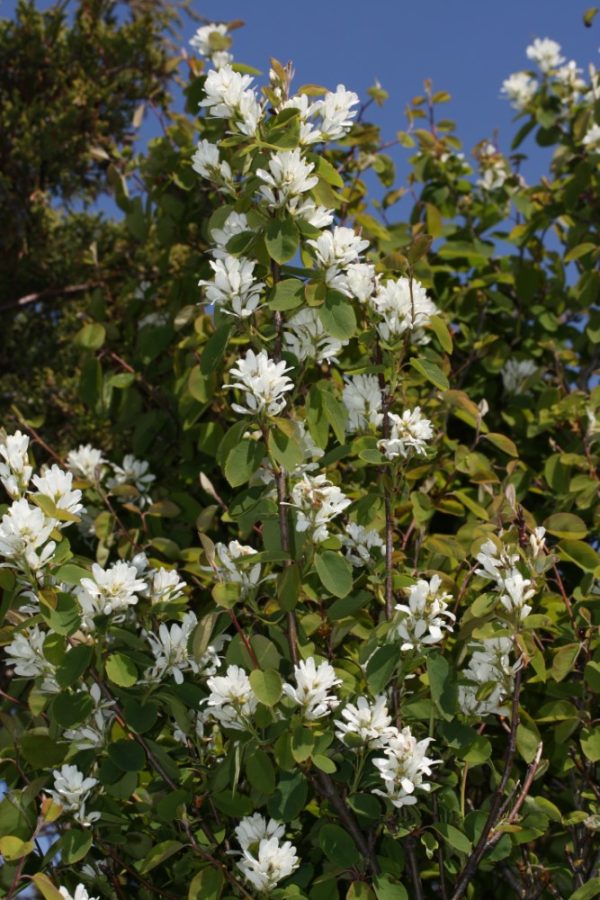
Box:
(476, 538), (536, 620)
(372, 726), (441, 808)
(48, 765), (100, 827)
(378, 407), (434, 460)
(225, 349), (294, 417)
(235, 814), (299, 892)
(283, 657), (341, 719)
(291, 473), (351, 542)
(391, 574), (455, 651)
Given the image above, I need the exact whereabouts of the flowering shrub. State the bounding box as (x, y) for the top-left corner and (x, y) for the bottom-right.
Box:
(1, 17), (600, 900)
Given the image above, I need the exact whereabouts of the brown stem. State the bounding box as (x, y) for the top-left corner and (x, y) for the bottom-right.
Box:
(450, 667), (523, 900)
(374, 341), (394, 620)
(100, 844), (178, 899)
(487, 742), (544, 849)
(4, 281), (102, 311)
(405, 834), (425, 900)
(11, 414), (64, 465)
(227, 608), (260, 669)
(312, 771), (380, 876)
(7, 817), (43, 899)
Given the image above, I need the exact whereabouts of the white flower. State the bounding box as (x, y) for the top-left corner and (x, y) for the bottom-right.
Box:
(225, 349), (294, 417)
(372, 726), (440, 808)
(582, 123), (600, 149)
(200, 65), (262, 135)
(191, 139), (232, 182)
(343, 374), (383, 432)
(529, 526), (546, 559)
(199, 255), (264, 318)
(64, 684), (115, 750)
(282, 656), (341, 720)
(144, 567), (187, 604)
(0, 430), (32, 498)
(335, 695), (395, 748)
(66, 444), (106, 483)
(0, 498), (56, 571)
(291, 473), (351, 543)
(391, 574), (455, 650)
(313, 84), (359, 140)
(211, 211), (249, 257)
(235, 815), (299, 892)
(459, 637), (521, 717)
(204, 665), (257, 730)
(341, 521), (385, 567)
(498, 570), (535, 620)
(526, 38), (564, 74)
(32, 464), (83, 516)
(555, 61), (586, 94)
(59, 884), (99, 900)
(256, 149), (318, 207)
(48, 764), (100, 826)
(286, 197), (334, 229)
(77, 561), (146, 617)
(371, 276), (438, 342)
(501, 71), (538, 109)
(308, 226), (370, 273)
(108, 454), (155, 506)
(283, 307), (347, 364)
(501, 358), (537, 393)
(475, 538), (519, 584)
(378, 408), (434, 460)
(341, 262), (378, 302)
(189, 23), (232, 68)
(144, 612), (198, 685)
(212, 540), (262, 595)
(4, 624), (55, 679)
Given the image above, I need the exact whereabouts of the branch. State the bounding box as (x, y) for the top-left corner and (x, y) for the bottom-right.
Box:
(450, 667), (523, 900)
(487, 741), (544, 850)
(4, 281), (102, 311)
(312, 771), (380, 876)
(404, 834), (425, 900)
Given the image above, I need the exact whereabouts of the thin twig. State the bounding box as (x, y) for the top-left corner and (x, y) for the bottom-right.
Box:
(4, 281), (102, 311)
(311, 772), (380, 876)
(405, 834), (425, 900)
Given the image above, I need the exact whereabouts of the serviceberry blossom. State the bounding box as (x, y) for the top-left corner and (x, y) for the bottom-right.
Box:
(459, 637), (521, 718)
(372, 727), (440, 808)
(63, 684), (115, 750)
(341, 262), (378, 303)
(291, 473), (351, 543)
(286, 196), (334, 229)
(108, 454), (155, 506)
(191, 139), (232, 183)
(501, 71), (538, 109)
(48, 765), (100, 827)
(210, 211), (249, 257)
(498, 569), (536, 620)
(4, 624), (55, 680)
(582, 123), (600, 149)
(144, 612), (199, 684)
(212, 540), (262, 595)
(341, 522), (385, 567)
(59, 885), (99, 900)
(307, 226), (370, 288)
(371, 276), (438, 342)
(555, 60), (586, 95)
(378, 408), (434, 460)
(283, 307), (347, 364)
(0, 498), (56, 572)
(475, 538), (519, 584)
(313, 84), (359, 140)
(235, 814), (299, 892)
(501, 358), (537, 392)
(200, 65), (262, 136)
(66, 444), (106, 482)
(204, 665), (257, 730)
(256, 148), (318, 207)
(343, 374), (383, 432)
(282, 656), (341, 719)
(0, 430), (32, 498)
(32, 464), (83, 517)
(144, 566), (187, 605)
(391, 574), (455, 651)
(77, 561), (146, 617)
(225, 349), (294, 417)
(529, 526), (547, 559)
(335, 695), (395, 748)
(198, 255), (264, 318)
(476, 142), (509, 192)
(189, 23), (232, 68)
(526, 37), (564, 74)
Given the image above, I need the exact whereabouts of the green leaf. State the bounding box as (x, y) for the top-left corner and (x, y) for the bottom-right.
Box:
(106, 652), (138, 688)
(564, 242), (596, 262)
(21, 733), (66, 768)
(268, 428), (305, 471)
(313, 754), (337, 773)
(53, 692), (94, 728)
(374, 876), (409, 900)
(246, 748), (276, 795)
(551, 643), (580, 682)
(347, 883), (376, 900)
(321, 390), (348, 444)
(427, 315), (452, 353)
(265, 218), (299, 263)
(0, 835), (34, 860)
(366, 645), (399, 694)
(543, 513), (588, 540)
(60, 829), (92, 864)
(571, 878), (600, 900)
(584, 661), (600, 693)
(188, 867), (224, 900)
(31, 874), (64, 900)
(427, 653), (457, 719)
(319, 823), (359, 868)
(224, 440), (265, 487)
(483, 433), (519, 458)
(318, 291), (357, 340)
(212, 581), (241, 609)
(435, 823), (472, 854)
(291, 725), (314, 763)
(75, 322), (106, 350)
(267, 772), (308, 821)
(315, 551), (353, 598)
(269, 278), (305, 311)
(55, 645), (92, 689)
(138, 840), (183, 874)
(581, 728), (600, 762)
(410, 358), (449, 391)
(200, 325), (232, 375)
(278, 563), (300, 611)
(54, 564), (91, 585)
(250, 669), (283, 706)
(558, 540), (600, 572)
(108, 740), (146, 772)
